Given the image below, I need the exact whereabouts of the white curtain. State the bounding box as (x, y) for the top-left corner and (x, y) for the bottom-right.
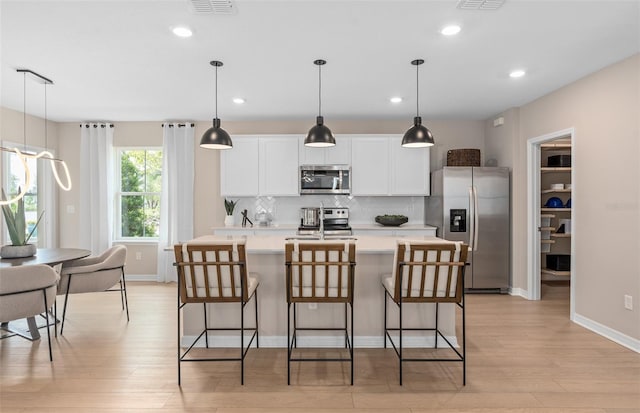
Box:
(157, 123), (194, 282)
(38, 154), (58, 248)
(79, 123), (113, 255)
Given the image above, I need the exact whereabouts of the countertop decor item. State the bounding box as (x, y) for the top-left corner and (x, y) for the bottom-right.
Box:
(304, 59), (336, 147)
(1, 188), (43, 258)
(375, 214), (409, 226)
(401, 59), (435, 148)
(224, 198), (237, 227)
(200, 60), (233, 150)
(447, 149), (481, 166)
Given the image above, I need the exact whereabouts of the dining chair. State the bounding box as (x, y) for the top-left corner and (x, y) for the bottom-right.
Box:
(382, 240), (468, 385)
(173, 239), (259, 385)
(285, 240), (356, 385)
(57, 245), (128, 334)
(0, 265), (59, 361)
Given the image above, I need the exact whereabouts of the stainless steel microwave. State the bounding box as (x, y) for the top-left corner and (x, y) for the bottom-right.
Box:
(299, 165), (351, 195)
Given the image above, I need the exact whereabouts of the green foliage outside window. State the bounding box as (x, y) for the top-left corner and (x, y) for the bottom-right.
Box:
(119, 149), (162, 238)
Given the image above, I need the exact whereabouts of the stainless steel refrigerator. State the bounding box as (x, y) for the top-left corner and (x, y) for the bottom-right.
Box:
(425, 167), (510, 292)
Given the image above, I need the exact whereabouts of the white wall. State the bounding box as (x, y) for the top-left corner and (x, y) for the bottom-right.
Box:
(485, 54), (640, 343)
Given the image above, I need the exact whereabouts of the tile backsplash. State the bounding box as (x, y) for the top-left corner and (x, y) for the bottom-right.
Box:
(231, 195), (425, 226)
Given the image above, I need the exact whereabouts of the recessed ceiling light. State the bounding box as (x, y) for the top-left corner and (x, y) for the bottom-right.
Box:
(441, 25), (461, 36)
(232, 97), (246, 104)
(390, 97), (403, 104)
(509, 69), (526, 78)
(172, 26), (193, 38)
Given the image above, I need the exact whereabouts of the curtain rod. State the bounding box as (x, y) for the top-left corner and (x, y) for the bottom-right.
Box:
(79, 124), (114, 128)
(162, 123), (195, 128)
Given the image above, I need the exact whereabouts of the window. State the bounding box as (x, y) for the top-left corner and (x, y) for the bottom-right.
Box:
(115, 148), (162, 239)
(1, 145), (41, 244)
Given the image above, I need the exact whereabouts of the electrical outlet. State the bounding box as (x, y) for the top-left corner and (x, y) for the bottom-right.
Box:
(135, 252), (142, 261)
(308, 303), (317, 310)
(624, 295), (633, 310)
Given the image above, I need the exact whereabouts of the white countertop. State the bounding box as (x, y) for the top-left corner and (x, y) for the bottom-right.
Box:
(212, 223), (437, 231)
(192, 234), (448, 254)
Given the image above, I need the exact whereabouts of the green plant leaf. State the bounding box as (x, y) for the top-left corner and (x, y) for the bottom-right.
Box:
(1, 187), (30, 245)
(25, 210), (44, 244)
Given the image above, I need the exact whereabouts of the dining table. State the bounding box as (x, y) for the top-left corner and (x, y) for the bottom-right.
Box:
(0, 248), (91, 340)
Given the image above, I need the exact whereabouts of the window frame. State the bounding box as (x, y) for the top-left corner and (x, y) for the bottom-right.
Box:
(114, 146), (163, 242)
(0, 141), (47, 246)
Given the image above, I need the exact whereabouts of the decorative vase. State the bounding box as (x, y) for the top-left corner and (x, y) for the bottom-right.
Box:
(224, 215), (234, 227)
(0, 243), (37, 259)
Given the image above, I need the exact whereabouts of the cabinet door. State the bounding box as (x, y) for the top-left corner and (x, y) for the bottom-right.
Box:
(351, 137), (390, 195)
(260, 137), (299, 196)
(324, 136), (352, 165)
(390, 141), (430, 195)
(220, 137), (259, 196)
(298, 137), (325, 165)
(299, 135), (351, 165)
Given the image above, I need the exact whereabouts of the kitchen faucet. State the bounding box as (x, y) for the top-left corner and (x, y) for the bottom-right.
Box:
(319, 201), (325, 240)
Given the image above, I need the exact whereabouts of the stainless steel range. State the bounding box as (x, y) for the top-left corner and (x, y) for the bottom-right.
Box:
(298, 207), (352, 236)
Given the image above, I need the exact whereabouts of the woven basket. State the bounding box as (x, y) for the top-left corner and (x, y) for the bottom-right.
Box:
(447, 149), (481, 167)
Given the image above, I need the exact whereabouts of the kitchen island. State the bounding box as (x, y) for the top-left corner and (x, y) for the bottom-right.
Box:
(180, 234), (460, 349)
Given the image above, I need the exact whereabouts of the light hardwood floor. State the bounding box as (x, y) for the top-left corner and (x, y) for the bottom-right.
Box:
(1, 281), (638, 412)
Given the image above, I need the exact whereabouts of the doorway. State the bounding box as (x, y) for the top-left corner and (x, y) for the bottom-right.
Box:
(527, 128), (575, 319)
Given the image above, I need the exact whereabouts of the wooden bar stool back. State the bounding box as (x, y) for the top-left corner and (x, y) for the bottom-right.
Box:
(174, 240), (259, 385)
(285, 240), (356, 385)
(382, 240), (468, 385)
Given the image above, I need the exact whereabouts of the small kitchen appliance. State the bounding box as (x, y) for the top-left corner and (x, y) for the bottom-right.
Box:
(298, 207), (352, 236)
(299, 165), (351, 195)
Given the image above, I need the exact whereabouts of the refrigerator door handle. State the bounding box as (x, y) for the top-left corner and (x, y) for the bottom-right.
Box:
(468, 187), (475, 250)
(473, 185), (479, 251)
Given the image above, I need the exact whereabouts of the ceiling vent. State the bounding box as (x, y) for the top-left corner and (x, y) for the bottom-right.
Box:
(457, 0), (506, 10)
(188, 0), (237, 15)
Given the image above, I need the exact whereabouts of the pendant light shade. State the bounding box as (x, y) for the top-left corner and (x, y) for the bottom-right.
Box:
(402, 59), (435, 148)
(305, 59), (335, 147)
(200, 60), (232, 150)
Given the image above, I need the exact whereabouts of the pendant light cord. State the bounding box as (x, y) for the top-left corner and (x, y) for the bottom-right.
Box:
(318, 63), (322, 117)
(44, 82), (48, 150)
(215, 64), (218, 119)
(23, 72), (27, 151)
(415, 62), (419, 117)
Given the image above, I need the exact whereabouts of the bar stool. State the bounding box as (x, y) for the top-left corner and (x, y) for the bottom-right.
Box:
(382, 240), (468, 385)
(285, 240), (356, 385)
(173, 239), (259, 385)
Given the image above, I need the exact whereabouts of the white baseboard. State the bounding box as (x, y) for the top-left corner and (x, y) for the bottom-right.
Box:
(509, 287), (529, 299)
(125, 274), (157, 282)
(181, 334), (459, 349)
(573, 313), (640, 353)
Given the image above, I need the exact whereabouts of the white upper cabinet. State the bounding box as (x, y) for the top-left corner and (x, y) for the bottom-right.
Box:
(221, 135), (299, 196)
(350, 135), (430, 196)
(260, 136), (299, 196)
(390, 141), (430, 195)
(298, 135), (351, 166)
(351, 136), (390, 195)
(220, 137), (260, 196)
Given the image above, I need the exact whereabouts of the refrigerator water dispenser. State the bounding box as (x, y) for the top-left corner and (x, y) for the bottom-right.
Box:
(450, 209), (467, 232)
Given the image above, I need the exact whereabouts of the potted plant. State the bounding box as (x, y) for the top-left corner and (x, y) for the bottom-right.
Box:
(1, 188), (44, 258)
(224, 198), (238, 227)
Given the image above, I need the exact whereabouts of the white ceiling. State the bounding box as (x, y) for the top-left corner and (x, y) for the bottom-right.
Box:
(1, 0), (638, 123)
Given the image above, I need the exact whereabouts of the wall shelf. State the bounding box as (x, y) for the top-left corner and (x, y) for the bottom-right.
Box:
(541, 188), (572, 194)
(541, 240), (556, 244)
(541, 142), (571, 150)
(541, 208), (572, 212)
(541, 268), (571, 277)
(541, 167), (572, 172)
(551, 233), (571, 238)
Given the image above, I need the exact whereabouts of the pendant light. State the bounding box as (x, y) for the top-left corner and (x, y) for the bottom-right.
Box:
(200, 60), (232, 149)
(1, 69), (72, 205)
(304, 59), (335, 147)
(402, 59), (435, 148)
